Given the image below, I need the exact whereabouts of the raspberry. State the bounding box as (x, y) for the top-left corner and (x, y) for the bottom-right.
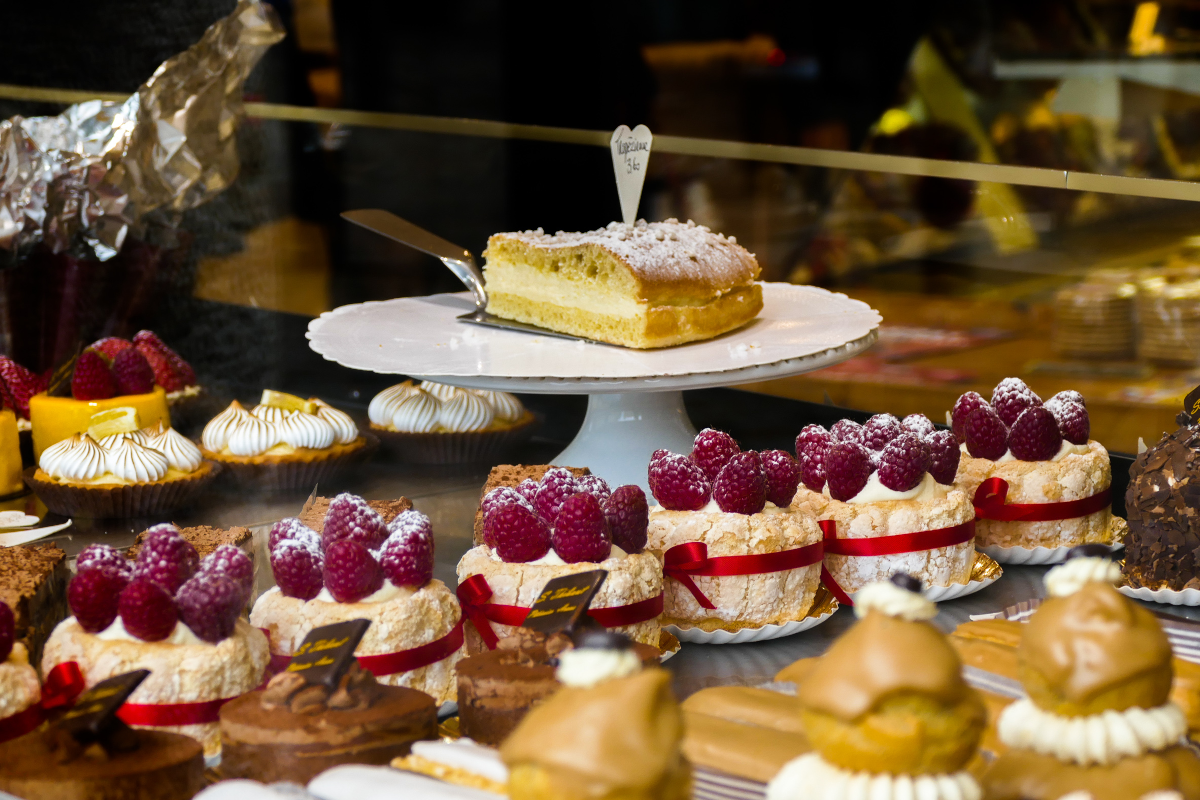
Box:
(1045, 390), (1086, 412)
(110, 348), (155, 396)
(322, 493), (388, 550)
(603, 485), (648, 554)
(271, 538), (324, 601)
(68, 566), (130, 633)
(795, 424), (832, 461)
(951, 392), (989, 442)
(650, 449), (671, 465)
(534, 468), (579, 524)
(862, 414), (902, 451)
(576, 475), (611, 504)
(118, 579), (178, 642)
(133, 524), (199, 595)
(795, 425), (833, 492)
(484, 503), (551, 563)
(648, 453), (711, 510)
(0, 356), (45, 418)
(963, 405), (1009, 461)
(991, 377), (1042, 427)
(71, 349), (116, 401)
(831, 419), (866, 446)
(926, 430), (961, 485)
(482, 486), (532, 520)
(0, 602), (11, 662)
(268, 518), (321, 553)
(378, 525), (433, 587)
(77, 544), (132, 578)
(1009, 406), (1062, 462)
(552, 493), (612, 563)
(825, 441), (873, 502)
(713, 451), (768, 514)
(902, 414), (936, 439)
(691, 429), (741, 481)
(322, 539), (385, 603)
(877, 433), (931, 492)
(387, 509), (434, 552)
(200, 545), (254, 605)
(1050, 400), (1089, 445)
(137, 344), (185, 393)
(177, 573), (242, 643)
(134, 330), (195, 390)
(91, 337), (133, 360)
(514, 479), (539, 506)
(761, 449), (802, 507)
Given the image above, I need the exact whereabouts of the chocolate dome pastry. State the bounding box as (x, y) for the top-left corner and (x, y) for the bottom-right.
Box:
(768, 574), (986, 800)
(983, 550), (1200, 800)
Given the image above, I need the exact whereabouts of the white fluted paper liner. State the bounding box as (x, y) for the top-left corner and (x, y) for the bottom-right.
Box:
(664, 602), (837, 645)
(980, 541), (1123, 566)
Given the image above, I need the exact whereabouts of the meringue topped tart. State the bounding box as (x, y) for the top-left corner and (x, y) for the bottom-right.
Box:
(369, 381), (530, 434)
(482, 219), (763, 349)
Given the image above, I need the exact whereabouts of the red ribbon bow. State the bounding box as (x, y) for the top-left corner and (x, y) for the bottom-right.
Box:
(662, 541), (824, 610)
(0, 661), (91, 743)
(973, 478), (1112, 523)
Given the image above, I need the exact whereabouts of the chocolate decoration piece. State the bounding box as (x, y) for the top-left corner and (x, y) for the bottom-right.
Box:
(1125, 417), (1200, 591)
(522, 570), (607, 636)
(1066, 543), (1111, 560)
(889, 573), (922, 593)
(286, 619), (371, 690)
(57, 670), (149, 749)
(1185, 385), (1200, 424)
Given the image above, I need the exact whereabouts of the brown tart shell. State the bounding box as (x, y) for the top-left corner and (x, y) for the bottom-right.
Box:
(370, 411), (537, 465)
(201, 434), (375, 494)
(24, 460), (220, 519)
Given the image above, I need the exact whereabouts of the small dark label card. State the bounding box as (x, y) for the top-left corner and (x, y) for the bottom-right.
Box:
(285, 619), (371, 689)
(1186, 385), (1200, 423)
(58, 670), (148, 743)
(522, 570), (607, 634)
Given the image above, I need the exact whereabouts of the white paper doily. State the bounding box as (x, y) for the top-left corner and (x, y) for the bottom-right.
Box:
(844, 572), (1001, 605)
(1118, 585), (1200, 607)
(979, 541), (1123, 566)
(664, 604), (838, 645)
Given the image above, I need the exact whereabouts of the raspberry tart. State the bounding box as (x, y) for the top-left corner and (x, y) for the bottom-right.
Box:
(949, 379), (1116, 561)
(645, 429), (825, 633)
(250, 494), (464, 703)
(791, 414), (984, 602)
(368, 380), (536, 464)
(0, 601), (41, 744)
(200, 390), (370, 492)
(41, 526), (269, 756)
(456, 467), (665, 652)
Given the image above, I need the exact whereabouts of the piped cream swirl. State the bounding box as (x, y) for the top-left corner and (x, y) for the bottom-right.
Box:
(226, 414), (278, 457)
(103, 437), (169, 482)
(391, 391), (441, 433)
(203, 397), (358, 456)
(201, 400), (253, 451)
(278, 409), (336, 450)
(370, 381), (525, 432)
(39, 434), (109, 481)
(854, 580), (937, 621)
(438, 390), (495, 432)
(997, 698), (1187, 766)
(251, 405), (286, 424)
(767, 753), (980, 800)
(314, 400), (358, 444)
(475, 390), (523, 423)
(139, 426), (202, 473)
(1045, 557), (1122, 597)
(368, 382), (418, 426)
(419, 380), (460, 402)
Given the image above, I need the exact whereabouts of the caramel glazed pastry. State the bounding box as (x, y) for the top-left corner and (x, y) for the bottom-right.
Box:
(981, 553), (1200, 800)
(482, 219), (763, 349)
(767, 575), (986, 800)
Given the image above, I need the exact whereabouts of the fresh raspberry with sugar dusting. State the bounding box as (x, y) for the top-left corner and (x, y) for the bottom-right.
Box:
(951, 392), (989, 442)
(271, 538), (324, 601)
(0, 602), (11, 662)
(761, 449), (802, 507)
(1049, 400), (1089, 445)
(825, 441), (873, 501)
(200, 545), (254, 605)
(77, 544), (132, 578)
(268, 518), (321, 553)
(862, 414), (902, 451)
(387, 509), (434, 550)
(118, 579), (178, 642)
(576, 475), (611, 505)
(603, 485), (648, 553)
(713, 451), (768, 514)
(111, 348), (156, 396)
(795, 424), (833, 492)
(378, 525), (434, 587)
(482, 486), (532, 520)
(68, 566), (130, 633)
(552, 493), (612, 563)
(877, 433), (931, 492)
(926, 430), (961, 485)
(648, 453), (711, 510)
(691, 428), (741, 481)
(902, 414), (936, 439)
(322, 494), (388, 550)
(1045, 389), (1086, 414)
(534, 468), (579, 524)
(991, 377), (1042, 427)
(831, 419), (866, 446)
(323, 540), (385, 603)
(1009, 406), (1062, 461)
(795, 424), (832, 461)
(177, 573), (242, 643)
(515, 479), (539, 506)
(485, 503), (552, 562)
(963, 405), (1009, 460)
(650, 449), (671, 465)
(133, 524), (199, 595)
(71, 349), (116, 401)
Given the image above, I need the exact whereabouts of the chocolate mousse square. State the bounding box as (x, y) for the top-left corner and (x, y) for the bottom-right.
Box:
(297, 496), (414, 534)
(473, 465), (590, 544)
(129, 524), (253, 560)
(0, 543), (69, 666)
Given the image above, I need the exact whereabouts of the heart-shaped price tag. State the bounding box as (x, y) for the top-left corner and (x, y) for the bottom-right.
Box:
(610, 125), (653, 225)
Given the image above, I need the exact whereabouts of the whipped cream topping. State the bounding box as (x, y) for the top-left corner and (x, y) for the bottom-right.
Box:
(1044, 557), (1122, 597)
(475, 390), (523, 423)
(998, 698), (1187, 766)
(202, 398), (358, 456)
(40, 434), (108, 481)
(409, 739), (508, 784)
(103, 436), (170, 482)
(438, 390), (495, 432)
(487, 543), (627, 565)
(371, 381), (525, 433)
(140, 425), (202, 472)
(556, 646), (642, 688)
(91, 614), (209, 646)
(767, 753), (981, 800)
(418, 380), (460, 402)
(39, 430), (196, 482)
(960, 439), (1090, 464)
(854, 581), (937, 621)
(368, 382), (418, 426)
(652, 499), (790, 516)
(391, 390), (440, 433)
(837, 470), (946, 505)
(312, 579), (407, 605)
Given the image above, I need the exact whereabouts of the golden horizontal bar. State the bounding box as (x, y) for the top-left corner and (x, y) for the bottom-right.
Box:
(3, 83), (1200, 202)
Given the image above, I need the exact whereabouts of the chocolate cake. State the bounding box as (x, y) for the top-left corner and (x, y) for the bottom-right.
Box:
(1124, 411), (1200, 590)
(0, 543), (68, 667)
(472, 464), (590, 544)
(129, 524), (252, 559)
(298, 494), (413, 533)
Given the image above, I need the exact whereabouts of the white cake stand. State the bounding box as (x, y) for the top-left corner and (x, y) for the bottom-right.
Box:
(307, 283), (880, 490)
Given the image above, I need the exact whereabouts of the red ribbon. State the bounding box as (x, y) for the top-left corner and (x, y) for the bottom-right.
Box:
(662, 541), (825, 610)
(973, 478), (1112, 522)
(263, 618), (465, 676)
(0, 661), (90, 743)
(818, 518), (977, 607)
(456, 573), (666, 650)
(117, 697), (234, 727)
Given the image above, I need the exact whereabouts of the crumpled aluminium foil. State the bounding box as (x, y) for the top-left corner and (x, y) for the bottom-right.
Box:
(0, 0), (284, 261)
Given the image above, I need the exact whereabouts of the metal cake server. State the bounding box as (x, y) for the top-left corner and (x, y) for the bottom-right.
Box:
(340, 209), (592, 343)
